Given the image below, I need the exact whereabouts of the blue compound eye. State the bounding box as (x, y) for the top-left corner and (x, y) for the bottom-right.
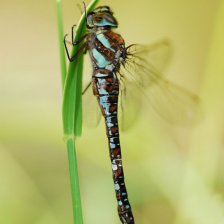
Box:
(95, 15), (103, 23)
(93, 13), (118, 28)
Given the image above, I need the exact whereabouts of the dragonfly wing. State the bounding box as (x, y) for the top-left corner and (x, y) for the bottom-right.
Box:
(82, 81), (102, 127)
(120, 43), (200, 126)
(126, 39), (172, 73)
(143, 74), (200, 125)
(118, 40), (173, 130)
(118, 76), (142, 131)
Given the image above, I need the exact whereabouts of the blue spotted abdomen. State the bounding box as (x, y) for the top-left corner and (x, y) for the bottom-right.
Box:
(92, 72), (134, 224)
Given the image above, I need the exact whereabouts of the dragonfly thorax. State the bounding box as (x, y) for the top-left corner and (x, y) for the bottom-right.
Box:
(87, 30), (126, 71)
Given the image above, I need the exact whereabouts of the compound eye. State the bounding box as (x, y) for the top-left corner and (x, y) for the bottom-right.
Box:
(87, 14), (95, 27)
(95, 16), (103, 23)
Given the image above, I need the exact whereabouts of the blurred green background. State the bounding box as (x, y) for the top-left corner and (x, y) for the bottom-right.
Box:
(1, 0), (224, 223)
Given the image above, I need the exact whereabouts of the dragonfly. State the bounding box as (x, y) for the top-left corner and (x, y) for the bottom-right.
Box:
(64, 4), (199, 224)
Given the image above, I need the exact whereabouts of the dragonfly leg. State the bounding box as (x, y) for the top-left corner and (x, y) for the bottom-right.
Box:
(64, 35), (87, 62)
(64, 34), (71, 60)
(82, 81), (91, 95)
(71, 25), (88, 46)
(71, 24), (76, 45)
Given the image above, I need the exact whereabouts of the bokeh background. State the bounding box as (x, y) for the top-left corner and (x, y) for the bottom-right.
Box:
(1, 0), (224, 223)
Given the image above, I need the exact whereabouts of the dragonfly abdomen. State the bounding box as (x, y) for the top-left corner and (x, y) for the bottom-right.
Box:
(92, 69), (135, 223)
(106, 115), (135, 224)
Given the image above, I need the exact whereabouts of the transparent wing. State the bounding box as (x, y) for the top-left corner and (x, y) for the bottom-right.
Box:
(81, 51), (102, 128)
(118, 40), (172, 130)
(119, 42), (200, 128)
(126, 39), (172, 73)
(145, 78), (200, 125)
(118, 76), (142, 131)
(82, 81), (102, 127)
(124, 40), (172, 87)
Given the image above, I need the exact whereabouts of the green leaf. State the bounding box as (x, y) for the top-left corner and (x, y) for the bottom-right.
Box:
(56, 1), (100, 224)
(56, 0), (67, 89)
(63, 0), (100, 138)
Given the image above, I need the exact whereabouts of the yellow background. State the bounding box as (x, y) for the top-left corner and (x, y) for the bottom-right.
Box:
(0, 0), (224, 223)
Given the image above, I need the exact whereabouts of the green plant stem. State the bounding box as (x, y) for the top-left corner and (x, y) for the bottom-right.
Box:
(67, 138), (83, 224)
(56, 0), (100, 224)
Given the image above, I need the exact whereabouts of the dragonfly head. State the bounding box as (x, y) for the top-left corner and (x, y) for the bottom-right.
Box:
(86, 6), (118, 29)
